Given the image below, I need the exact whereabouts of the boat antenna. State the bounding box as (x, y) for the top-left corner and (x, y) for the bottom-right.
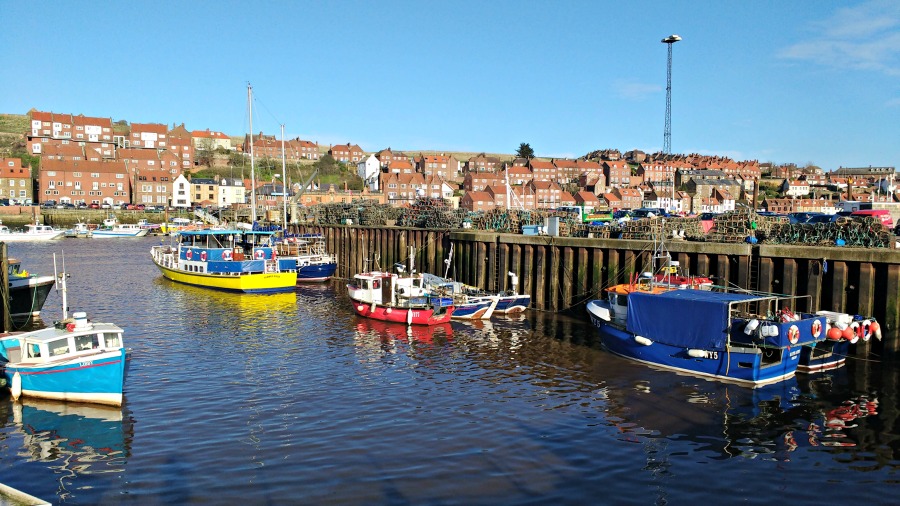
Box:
(53, 252), (70, 320)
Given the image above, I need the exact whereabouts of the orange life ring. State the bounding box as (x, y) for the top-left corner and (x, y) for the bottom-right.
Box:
(254, 249), (265, 260)
(200, 251), (208, 262)
(811, 319), (822, 339)
(788, 324), (800, 344)
(223, 250), (233, 261)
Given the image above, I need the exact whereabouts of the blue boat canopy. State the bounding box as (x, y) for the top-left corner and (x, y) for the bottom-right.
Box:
(626, 290), (760, 350)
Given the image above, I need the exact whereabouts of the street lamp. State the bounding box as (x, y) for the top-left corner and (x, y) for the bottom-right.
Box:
(662, 34), (681, 155)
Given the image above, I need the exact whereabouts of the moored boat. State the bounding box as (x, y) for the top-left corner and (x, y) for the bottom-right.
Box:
(796, 310), (882, 373)
(586, 281), (826, 386)
(150, 229), (297, 293)
(347, 269), (454, 325)
(275, 234), (337, 282)
(0, 220), (64, 241)
(7, 258), (55, 323)
(64, 220), (93, 238)
(92, 217), (149, 238)
(0, 259), (129, 406)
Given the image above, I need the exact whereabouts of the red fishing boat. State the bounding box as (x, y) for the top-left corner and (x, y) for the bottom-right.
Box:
(347, 270), (454, 325)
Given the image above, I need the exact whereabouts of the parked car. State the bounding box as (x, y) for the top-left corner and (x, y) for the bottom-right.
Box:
(41, 200), (57, 209)
(89, 203), (100, 209)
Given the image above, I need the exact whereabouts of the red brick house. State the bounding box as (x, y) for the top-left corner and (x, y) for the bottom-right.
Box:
(528, 159), (557, 181)
(118, 148), (180, 206)
(39, 158), (129, 206)
(603, 160), (631, 188)
(466, 154), (501, 173)
(463, 172), (503, 192)
(529, 180), (563, 209)
(552, 159), (579, 182)
(461, 191), (496, 212)
(612, 188), (643, 209)
(167, 124), (194, 170)
(128, 123), (168, 149)
(329, 143), (365, 163)
(0, 157), (33, 203)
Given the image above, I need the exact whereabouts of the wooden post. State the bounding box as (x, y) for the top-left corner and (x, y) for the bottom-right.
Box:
(0, 244), (9, 332)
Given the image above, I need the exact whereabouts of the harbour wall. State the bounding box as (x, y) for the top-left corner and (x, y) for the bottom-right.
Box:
(296, 224), (900, 354)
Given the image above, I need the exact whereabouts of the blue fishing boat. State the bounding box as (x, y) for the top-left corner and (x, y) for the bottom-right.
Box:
(586, 282), (827, 386)
(0, 261), (128, 406)
(275, 234), (337, 282)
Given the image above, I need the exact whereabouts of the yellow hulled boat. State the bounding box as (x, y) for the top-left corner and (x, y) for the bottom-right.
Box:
(150, 229), (297, 293)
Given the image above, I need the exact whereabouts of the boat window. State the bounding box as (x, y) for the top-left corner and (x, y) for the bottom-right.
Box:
(28, 343), (41, 358)
(373, 280), (380, 289)
(103, 333), (121, 348)
(361, 279), (369, 290)
(75, 333), (100, 350)
(49, 338), (72, 357)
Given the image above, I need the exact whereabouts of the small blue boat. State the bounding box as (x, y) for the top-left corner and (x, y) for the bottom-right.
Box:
(1, 314), (128, 406)
(586, 285), (826, 386)
(1, 260), (129, 406)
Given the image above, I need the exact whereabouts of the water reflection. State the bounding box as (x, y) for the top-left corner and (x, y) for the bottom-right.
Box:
(2, 398), (133, 501)
(352, 317), (454, 351)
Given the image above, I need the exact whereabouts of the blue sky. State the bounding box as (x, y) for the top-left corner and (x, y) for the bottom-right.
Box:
(2, 1), (898, 170)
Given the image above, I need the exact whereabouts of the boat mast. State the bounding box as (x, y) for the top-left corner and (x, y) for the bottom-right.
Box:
(248, 83), (257, 224)
(53, 253), (69, 320)
(281, 124), (288, 231)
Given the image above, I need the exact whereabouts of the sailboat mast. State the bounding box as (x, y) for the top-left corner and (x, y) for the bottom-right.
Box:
(281, 124), (287, 231)
(248, 83), (257, 224)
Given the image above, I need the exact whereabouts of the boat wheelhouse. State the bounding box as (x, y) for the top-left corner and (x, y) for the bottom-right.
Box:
(150, 229), (297, 293)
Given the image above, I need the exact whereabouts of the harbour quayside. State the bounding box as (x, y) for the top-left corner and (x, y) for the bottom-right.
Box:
(0, 255), (129, 406)
(150, 229), (297, 293)
(586, 282), (831, 386)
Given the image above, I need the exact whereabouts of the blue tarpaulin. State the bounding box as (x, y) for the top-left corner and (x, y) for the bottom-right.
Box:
(625, 290), (760, 350)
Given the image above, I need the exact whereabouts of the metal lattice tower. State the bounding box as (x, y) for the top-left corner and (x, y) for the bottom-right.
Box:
(662, 34), (681, 154)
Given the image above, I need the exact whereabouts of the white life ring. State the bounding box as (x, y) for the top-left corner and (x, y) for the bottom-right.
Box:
(200, 251), (208, 262)
(254, 249), (265, 260)
(186, 249), (193, 260)
(222, 250), (233, 261)
(788, 324), (800, 345)
(811, 319), (822, 339)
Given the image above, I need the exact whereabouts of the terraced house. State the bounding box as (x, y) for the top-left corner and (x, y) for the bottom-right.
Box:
(0, 157), (33, 204)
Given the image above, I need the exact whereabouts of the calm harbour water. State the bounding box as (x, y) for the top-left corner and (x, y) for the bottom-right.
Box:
(0, 236), (898, 504)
